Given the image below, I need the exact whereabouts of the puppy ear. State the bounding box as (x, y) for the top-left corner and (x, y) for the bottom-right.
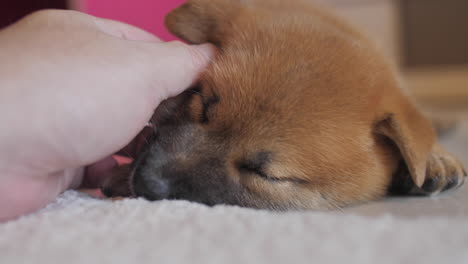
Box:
(165, 0), (239, 45)
(375, 101), (436, 187)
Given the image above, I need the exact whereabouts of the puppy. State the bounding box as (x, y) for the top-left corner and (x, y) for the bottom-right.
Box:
(102, 0), (466, 210)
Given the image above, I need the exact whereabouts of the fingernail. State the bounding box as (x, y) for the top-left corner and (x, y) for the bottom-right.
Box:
(193, 43), (217, 62)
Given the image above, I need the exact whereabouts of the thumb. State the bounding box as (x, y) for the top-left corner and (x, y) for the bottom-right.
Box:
(144, 41), (217, 100)
(91, 14), (216, 101)
(93, 16), (162, 42)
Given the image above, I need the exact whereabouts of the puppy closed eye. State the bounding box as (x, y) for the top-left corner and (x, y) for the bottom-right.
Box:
(236, 152), (308, 184)
(237, 160), (272, 179)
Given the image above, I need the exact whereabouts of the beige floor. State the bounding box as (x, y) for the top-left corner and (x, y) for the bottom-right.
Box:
(345, 112), (468, 218)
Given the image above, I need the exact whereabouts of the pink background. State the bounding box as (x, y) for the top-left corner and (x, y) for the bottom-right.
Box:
(81, 0), (186, 41)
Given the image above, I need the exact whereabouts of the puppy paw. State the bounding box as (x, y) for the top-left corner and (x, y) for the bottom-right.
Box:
(389, 144), (466, 196)
(100, 165), (133, 198)
(420, 146), (466, 194)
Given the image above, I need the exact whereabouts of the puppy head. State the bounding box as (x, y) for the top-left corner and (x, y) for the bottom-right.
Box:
(128, 0), (436, 210)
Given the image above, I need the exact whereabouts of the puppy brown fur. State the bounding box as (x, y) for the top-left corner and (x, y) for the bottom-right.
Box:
(103, 0), (466, 210)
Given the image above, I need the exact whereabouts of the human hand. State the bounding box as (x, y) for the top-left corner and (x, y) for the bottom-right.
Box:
(0, 10), (215, 221)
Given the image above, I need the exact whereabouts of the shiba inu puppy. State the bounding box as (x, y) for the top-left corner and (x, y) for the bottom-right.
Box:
(102, 0), (466, 210)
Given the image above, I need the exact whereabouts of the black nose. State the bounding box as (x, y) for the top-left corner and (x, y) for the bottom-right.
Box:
(132, 173), (170, 201)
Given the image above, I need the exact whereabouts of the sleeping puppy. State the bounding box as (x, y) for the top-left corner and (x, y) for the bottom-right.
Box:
(102, 0), (466, 210)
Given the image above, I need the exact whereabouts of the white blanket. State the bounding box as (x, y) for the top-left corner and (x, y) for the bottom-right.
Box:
(1, 190), (468, 264)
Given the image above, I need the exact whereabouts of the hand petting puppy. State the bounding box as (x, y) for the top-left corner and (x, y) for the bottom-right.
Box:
(0, 10), (215, 221)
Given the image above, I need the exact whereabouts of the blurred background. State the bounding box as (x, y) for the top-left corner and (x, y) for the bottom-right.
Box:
(1, 0), (467, 111)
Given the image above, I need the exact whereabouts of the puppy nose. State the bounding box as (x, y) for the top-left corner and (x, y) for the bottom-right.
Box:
(133, 173), (170, 201)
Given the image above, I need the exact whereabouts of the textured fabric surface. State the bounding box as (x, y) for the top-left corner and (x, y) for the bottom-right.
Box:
(1, 191), (468, 264)
(1, 117), (467, 264)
